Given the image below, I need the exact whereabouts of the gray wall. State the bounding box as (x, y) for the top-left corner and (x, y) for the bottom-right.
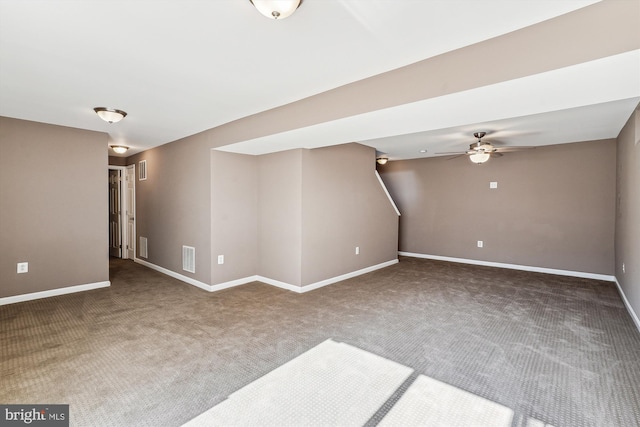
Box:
(615, 107), (640, 319)
(208, 144), (399, 288)
(258, 150), (303, 286)
(301, 144), (398, 285)
(379, 140), (616, 275)
(211, 151), (258, 284)
(108, 156), (127, 167)
(128, 132), (212, 285)
(0, 117), (108, 298)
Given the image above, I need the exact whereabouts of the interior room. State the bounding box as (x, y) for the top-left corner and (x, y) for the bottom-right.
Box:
(1, 1), (639, 426)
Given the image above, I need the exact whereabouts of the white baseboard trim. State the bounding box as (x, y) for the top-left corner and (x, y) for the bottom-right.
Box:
(614, 277), (640, 333)
(135, 258), (399, 295)
(399, 252), (615, 282)
(0, 281), (111, 306)
(256, 276), (302, 292)
(134, 258), (214, 292)
(214, 259), (399, 293)
(211, 275), (259, 292)
(298, 259), (399, 293)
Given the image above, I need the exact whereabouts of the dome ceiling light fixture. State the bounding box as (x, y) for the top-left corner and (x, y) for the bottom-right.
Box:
(250, 0), (302, 20)
(376, 157), (389, 165)
(110, 145), (129, 154)
(94, 107), (127, 123)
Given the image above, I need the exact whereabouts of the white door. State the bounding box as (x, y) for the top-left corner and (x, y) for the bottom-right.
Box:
(125, 164), (136, 259)
(108, 169), (122, 258)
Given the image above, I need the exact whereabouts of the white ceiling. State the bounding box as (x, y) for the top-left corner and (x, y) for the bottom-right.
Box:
(1, 0), (638, 160)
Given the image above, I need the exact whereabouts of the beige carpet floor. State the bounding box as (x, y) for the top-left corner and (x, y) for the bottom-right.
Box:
(1, 257), (639, 426)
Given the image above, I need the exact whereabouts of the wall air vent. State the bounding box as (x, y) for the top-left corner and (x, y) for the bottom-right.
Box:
(140, 236), (148, 258)
(183, 245), (195, 273)
(139, 160), (147, 181)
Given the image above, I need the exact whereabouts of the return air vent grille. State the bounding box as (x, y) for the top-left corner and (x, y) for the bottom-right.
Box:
(139, 160), (147, 181)
(183, 246), (195, 273)
(139, 237), (148, 258)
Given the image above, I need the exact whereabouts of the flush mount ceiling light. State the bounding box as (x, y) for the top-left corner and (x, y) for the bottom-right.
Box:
(376, 157), (389, 165)
(250, 0), (302, 20)
(110, 145), (129, 154)
(94, 107), (127, 123)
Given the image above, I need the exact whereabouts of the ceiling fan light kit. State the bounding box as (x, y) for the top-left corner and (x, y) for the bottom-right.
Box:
(466, 132), (493, 164)
(376, 157), (389, 165)
(469, 152), (491, 164)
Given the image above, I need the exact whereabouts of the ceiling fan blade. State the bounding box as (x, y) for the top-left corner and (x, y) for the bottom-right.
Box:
(490, 152), (503, 157)
(435, 151), (466, 155)
(495, 146), (536, 152)
(446, 154), (466, 160)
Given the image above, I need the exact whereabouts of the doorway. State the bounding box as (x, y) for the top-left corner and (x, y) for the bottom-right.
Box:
(108, 169), (122, 257)
(108, 165), (135, 259)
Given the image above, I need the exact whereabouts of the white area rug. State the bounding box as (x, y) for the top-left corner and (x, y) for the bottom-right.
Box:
(379, 374), (514, 427)
(182, 339), (413, 427)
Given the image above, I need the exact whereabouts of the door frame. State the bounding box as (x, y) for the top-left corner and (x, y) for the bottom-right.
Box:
(108, 166), (130, 259)
(125, 164), (136, 260)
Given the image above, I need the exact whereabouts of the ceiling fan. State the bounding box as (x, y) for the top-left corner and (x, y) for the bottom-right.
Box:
(437, 131), (533, 164)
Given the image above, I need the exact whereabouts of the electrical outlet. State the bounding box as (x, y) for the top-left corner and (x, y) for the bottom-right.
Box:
(217, 255), (224, 265)
(17, 262), (28, 273)
(622, 263), (625, 274)
(355, 246), (360, 255)
(477, 241), (483, 248)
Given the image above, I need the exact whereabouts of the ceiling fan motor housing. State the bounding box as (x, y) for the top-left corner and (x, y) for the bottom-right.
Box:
(468, 141), (496, 153)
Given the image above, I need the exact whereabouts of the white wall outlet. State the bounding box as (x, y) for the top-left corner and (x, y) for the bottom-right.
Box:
(622, 263), (625, 273)
(17, 262), (28, 273)
(355, 246), (360, 255)
(217, 255), (224, 265)
(490, 181), (498, 189)
(477, 240), (484, 248)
